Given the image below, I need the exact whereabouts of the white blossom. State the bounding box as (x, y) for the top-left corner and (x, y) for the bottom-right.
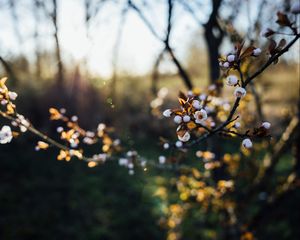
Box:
(92, 153), (107, 162)
(97, 123), (106, 132)
(226, 75), (238, 86)
(127, 151), (133, 157)
(227, 54), (235, 62)
(128, 162), (134, 169)
(159, 155), (166, 164)
(100, 153), (107, 161)
(163, 143), (170, 149)
(223, 62), (230, 68)
(140, 160), (147, 168)
(86, 131), (95, 138)
(83, 137), (94, 145)
(175, 141), (183, 148)
(199, 94), (207, 101)
(253, 48), (262, 56)
(194, 109), (208, 124)
(208, 84), (216, 91)
(178, 131), (190, 142)
(1, 99), (8, 105)
(8, 91), (18, 100)
(234, 87), (247, 98)
(183, 115), (191, 122)
(71, 115), (78, 122)
(174, 115), (182, 124)
(192, 100), (202, 109)
(163, 109), (172, 117)
(0, 125), (13, 144)
(69, 139), (78, 148)
(119, 158), (128, 166)
(242, 138), (253, 149)
(57, 126), (64, 133)
(113, 139), (121, 146)
(234, 122), (241, 128)
(16, 114), (30, 132)
(261, 121), (271, 129)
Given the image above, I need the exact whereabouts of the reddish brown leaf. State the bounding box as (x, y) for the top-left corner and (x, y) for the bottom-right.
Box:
(235, 41), (245, 57)
(178, 97), (186, 106)
(277, 38), (286, 50)
(240, 46), (256, 59)
(263, 28), (275, 37)
(276, 12), (291, 26)
(178, 91), (187, 101)
(268, 39), (277, 55)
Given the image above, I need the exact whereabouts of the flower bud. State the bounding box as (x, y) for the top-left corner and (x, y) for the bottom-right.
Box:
(199, 94), (207, 101)
(8, 91), (18, 100)
(242, 138), (253, 149)
(234, 122), (241, 128)
(1, 99), (8, 105)
(71, 115), (78, 122)
(183, 115), (191, 122)
(178, 131), (190, 142)
(226, 75), (238, 86)
(174, 115), (182, 124)
(253, 48), (262, 56)
(234, 87), (246, 98)
(227, 54), (236, 62)
(260, 28), (274, 38)
(192, 100), (202, 109)
(261, 121), (271, 129)
(119, 158), (128, 166)
(159, 155), (166, 164)
(175, 141), (183, 148)
(223, 62), (230, 68)
(163, 143), (170, 149)
(163, 109), (172, 117)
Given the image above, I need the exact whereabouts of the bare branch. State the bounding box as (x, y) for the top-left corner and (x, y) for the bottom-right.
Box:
(128, 0), (194, 90)
(183, 34), (300, 148)
(127, 0), (163, 41)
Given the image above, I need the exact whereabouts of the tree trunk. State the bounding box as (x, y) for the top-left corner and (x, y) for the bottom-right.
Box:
(204, 0), (224, 84)
(52, 0), (64, 86)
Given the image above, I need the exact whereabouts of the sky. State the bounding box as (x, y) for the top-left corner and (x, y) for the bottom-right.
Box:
(0, 0), (298, 78)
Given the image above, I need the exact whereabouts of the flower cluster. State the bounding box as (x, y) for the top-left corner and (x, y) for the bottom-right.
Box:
(0, 77), (18, 115)
(118, 150), (147, 175)
(0, 77), (127, 169)
(161, 26), (291, 152)
(218, 43), (261, 71)
(0, 77), (31, 143)
(49, 107), (121, 154)
(163, 88), (227, 146)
